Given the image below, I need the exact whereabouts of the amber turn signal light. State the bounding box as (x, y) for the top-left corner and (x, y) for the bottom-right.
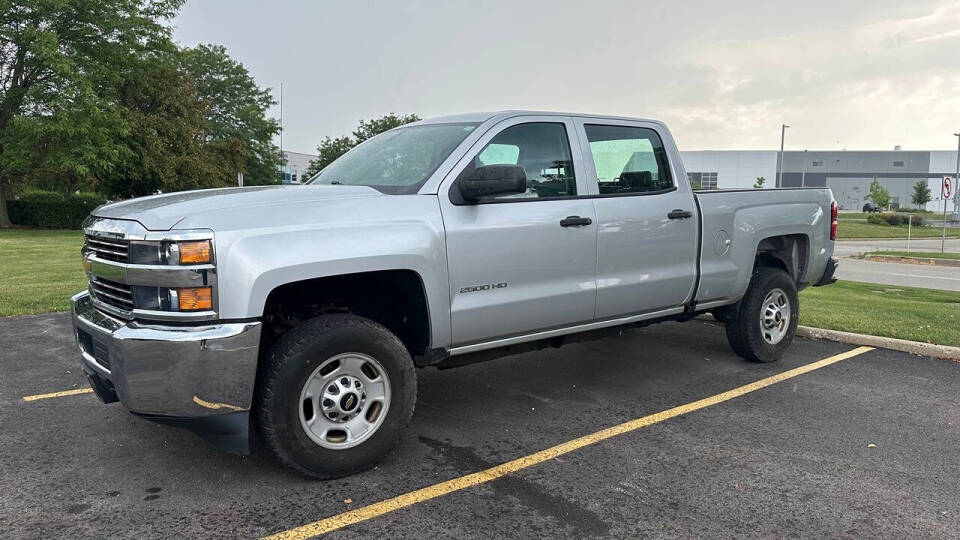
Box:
(177, 287), (212, 311)
(179, 241), (211, 264)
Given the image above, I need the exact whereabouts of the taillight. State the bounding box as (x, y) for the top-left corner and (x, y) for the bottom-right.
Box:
(830, 201), (838, 241)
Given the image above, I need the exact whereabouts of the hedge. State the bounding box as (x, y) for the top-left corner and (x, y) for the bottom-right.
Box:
(8, 190), (107, 229)
(866, 213), (925, 226)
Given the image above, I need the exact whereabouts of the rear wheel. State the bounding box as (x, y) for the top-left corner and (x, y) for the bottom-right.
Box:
(255, 313), (416, 478)
(724, 267), (798, 363)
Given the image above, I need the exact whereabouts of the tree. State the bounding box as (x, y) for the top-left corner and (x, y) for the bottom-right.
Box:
(753, 176), (765, 189)
(911, 180), (932, 208)
(866, 177), (891, 209)
(97, 56), (247, 198)
(305, 113), (421, 177)
(0, 0), (184, 226)
(178, 44), (280, 185)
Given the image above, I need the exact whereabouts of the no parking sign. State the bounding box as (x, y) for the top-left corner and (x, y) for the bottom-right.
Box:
(944, 177), (953, 199)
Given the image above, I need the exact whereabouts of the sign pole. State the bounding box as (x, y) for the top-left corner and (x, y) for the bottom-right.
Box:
(907, 212), (912, 254)
(943, 177), (952, 254)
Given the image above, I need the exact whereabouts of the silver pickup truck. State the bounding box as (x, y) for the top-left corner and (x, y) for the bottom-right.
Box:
(71, 111), (838, 477)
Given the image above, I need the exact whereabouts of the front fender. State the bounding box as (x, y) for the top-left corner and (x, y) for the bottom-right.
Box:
(211, 197), (451, 349)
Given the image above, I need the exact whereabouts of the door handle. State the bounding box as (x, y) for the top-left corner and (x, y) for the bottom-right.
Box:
(667, 209), (693, 220)
(560, 216), (593, 227)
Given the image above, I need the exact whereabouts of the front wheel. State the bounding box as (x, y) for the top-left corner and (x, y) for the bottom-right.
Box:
(255, 314), (417, 478)
(724, 267), (799, 363)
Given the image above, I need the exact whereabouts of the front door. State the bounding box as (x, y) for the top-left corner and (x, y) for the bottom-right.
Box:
(439, 116), (597, 346)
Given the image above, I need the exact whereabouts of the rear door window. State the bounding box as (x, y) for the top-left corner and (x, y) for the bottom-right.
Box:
(584, 124), (674, 194)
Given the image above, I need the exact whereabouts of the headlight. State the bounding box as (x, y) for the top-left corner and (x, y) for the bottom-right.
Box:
(127, 240), (212, 265)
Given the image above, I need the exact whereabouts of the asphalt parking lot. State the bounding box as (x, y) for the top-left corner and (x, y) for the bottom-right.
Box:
(2, 313), (959, 539)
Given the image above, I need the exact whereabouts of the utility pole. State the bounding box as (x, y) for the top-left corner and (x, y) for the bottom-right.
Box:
(279, 81), (285, 184)
(279, 82), (284, 160)
(778, 124), (789, 188)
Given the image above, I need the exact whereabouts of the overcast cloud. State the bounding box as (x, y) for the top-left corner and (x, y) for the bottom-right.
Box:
(173, 0), (960, 154)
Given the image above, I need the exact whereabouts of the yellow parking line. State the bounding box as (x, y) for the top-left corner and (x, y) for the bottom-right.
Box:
(262, 346), (874, 540)
(22, 388), (94, 402)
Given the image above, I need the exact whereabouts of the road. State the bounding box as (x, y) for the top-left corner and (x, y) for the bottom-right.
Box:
(834, 238), (960, 258)
(833, 239), (960, 290)
(2, 312), (958, 538)
(837, 259), (960, 291)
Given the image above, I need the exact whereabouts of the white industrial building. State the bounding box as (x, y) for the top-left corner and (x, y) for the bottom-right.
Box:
(681, 150), (958, 215)
(279, 150), (318, 185)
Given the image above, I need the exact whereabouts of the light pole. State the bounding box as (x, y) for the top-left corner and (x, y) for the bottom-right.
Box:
(778, 124), (789, 188)
(801, 149), (807, 187)
(953, 132), (959, 222)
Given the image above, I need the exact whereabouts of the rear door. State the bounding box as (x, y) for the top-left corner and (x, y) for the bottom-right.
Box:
(438, 115), (597, 346)
(574, 119), (699, 319)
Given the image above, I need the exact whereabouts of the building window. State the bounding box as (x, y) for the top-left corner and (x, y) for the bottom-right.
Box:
(812, 160), (823, 167)
(893, 161), (904, 167)
(700, 172), (718, 190)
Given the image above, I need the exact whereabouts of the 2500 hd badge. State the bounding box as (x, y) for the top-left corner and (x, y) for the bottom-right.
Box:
(459, 282), (508, 294)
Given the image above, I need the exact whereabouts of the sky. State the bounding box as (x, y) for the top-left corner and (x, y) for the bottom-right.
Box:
(172, 0), (960, 155)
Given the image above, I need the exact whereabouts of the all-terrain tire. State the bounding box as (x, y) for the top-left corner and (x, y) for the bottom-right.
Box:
(724, 267), (799, 363)
(254, 313), (417, 478)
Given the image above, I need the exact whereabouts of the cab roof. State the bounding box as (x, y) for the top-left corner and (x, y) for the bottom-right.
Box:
(413, 110), (663, 126)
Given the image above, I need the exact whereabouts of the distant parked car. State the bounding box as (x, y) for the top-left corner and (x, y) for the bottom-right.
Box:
(862, 202), (882, 213)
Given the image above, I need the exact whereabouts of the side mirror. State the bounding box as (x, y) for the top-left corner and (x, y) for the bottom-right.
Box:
(457, 165), (527, 201)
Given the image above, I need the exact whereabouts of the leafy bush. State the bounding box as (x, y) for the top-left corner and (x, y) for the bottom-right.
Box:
(8, 190), (107, 229)
(867, 214), (890, 225)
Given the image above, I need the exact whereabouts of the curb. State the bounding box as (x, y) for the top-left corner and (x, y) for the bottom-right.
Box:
(795, 326), (960, 361)
(695, 315), (960, 361)
(864, 254), (960, 267)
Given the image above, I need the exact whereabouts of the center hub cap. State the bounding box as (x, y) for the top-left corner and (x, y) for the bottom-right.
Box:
(321, 374), (366, 423)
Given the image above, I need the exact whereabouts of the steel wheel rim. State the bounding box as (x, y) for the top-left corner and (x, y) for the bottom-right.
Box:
(298, 352), (391, 450)
(760, 288), (791, 345)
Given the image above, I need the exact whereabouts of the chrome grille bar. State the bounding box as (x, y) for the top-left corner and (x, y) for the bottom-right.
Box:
(90, 277), (134, 311)
(85, 234), (129, 263)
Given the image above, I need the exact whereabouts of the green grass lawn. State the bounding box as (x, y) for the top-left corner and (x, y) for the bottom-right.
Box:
(837, 221), (960, 239)
(864, 251), (960, 261)
(799, 280), (960, 346)
(0, 229), (86, 317)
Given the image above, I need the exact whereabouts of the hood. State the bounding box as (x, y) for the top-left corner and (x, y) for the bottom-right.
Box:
(93, 185), (383, 230)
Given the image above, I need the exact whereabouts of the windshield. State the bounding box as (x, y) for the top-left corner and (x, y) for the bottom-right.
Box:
(308, 123), (480, 194)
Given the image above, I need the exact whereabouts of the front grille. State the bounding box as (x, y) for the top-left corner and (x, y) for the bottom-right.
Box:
(89, 277), (134, 312)
(84, 234), (129, 263)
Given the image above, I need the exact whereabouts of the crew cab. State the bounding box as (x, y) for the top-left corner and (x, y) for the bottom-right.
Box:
(71, 111), (838, 477)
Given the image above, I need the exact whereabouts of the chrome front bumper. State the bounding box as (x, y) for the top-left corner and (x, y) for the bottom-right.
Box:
(70, 291), (262, 418)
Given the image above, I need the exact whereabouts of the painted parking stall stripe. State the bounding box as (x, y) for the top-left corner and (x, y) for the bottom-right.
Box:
(22, 388), (93, 402)
(263, 346), (875, 539)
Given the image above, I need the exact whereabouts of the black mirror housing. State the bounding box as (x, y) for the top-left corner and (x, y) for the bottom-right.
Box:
(457, 165), (527, 201)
